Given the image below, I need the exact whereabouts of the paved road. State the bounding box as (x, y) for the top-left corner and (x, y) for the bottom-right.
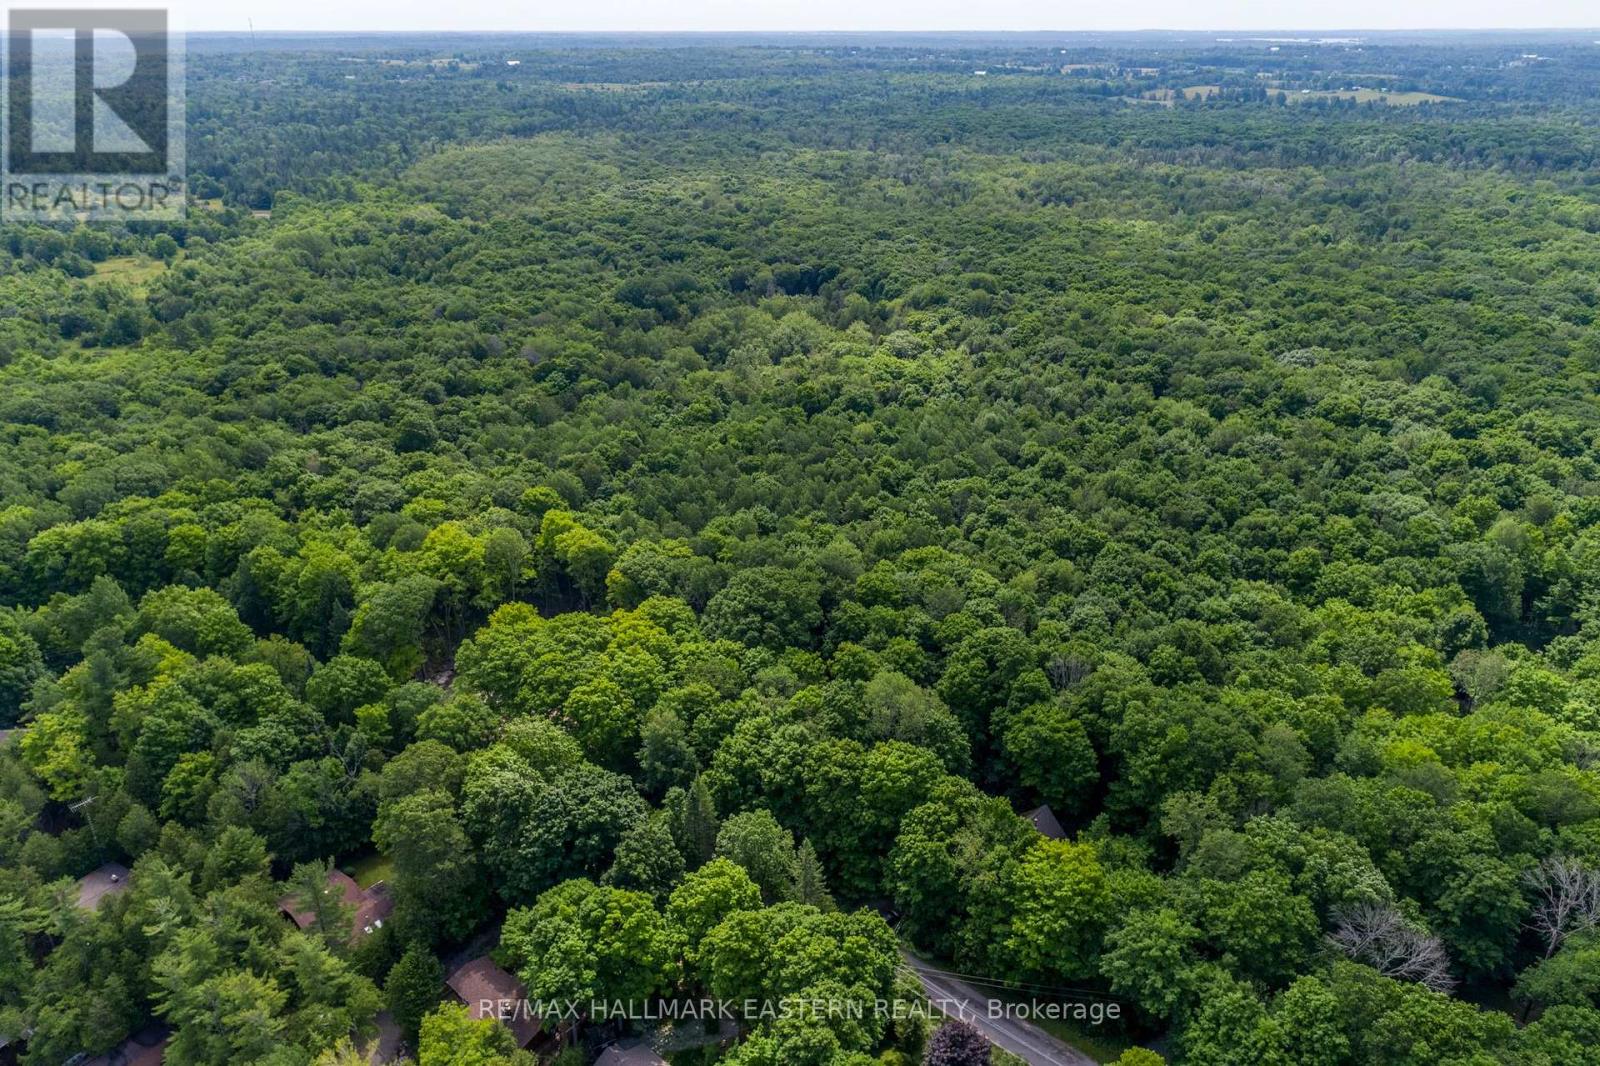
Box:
(899, 951), (1098, 1066)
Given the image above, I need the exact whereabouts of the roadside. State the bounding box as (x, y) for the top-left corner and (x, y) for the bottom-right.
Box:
(897, 950), (1100, 1066)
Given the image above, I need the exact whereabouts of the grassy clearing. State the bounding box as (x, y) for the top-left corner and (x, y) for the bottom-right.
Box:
(342, 851), (395, 889)
(91, 255), (168, 292)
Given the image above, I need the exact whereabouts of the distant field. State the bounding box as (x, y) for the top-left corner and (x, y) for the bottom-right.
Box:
(1141, 84), (1221, 104)
(559, 80), (677, 91)
(1293, 88), (1460, 105)
(91, 256), (168, 290)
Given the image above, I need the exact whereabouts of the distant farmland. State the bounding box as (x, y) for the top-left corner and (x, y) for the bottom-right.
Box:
(1292, 88), (1460, 105)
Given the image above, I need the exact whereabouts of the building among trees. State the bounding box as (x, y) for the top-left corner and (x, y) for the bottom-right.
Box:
(444, 957), (541, 1048)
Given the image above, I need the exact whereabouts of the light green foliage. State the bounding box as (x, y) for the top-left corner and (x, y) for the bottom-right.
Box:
(999, 838), (1114, 983)
(700, 904), (900, 1058)
(1515, 932), (1600, 1010)
(134, 586), (253, 659)
(305, 654), (391, 724)
(715, 808), (799, 903)
(415, 692), (501, 751)
(560, 675), (637, 768)
(792, 838), (835, 912)
(861, 670), (971, 774)
(668, 856), (762, 963)
(1103, 908), (1205, 1022)
(417, 1003), (536, 1066)
(1109, 1052), (1165, 1066)
(500, 879), (678, 1015)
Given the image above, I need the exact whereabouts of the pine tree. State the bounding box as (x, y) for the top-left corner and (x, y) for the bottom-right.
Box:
(385, 942), (444, 1044)
(793, 838), (835, 912)
(666, 776), (720, 869)
(603, 814), (686, 902)
(287, 858), (353, 947)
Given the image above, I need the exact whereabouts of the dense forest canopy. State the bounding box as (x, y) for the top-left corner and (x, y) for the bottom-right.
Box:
(6, 28), (1600, 1066)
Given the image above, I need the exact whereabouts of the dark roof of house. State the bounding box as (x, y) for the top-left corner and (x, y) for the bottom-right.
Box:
(277, 870), (394, 940)
(354, 880), (395, 937)
(1023, 804), (1066, 840)
(83, 1025), (168, 1066)
(446, 957), (541, 1047)
(595, 1041), (669, 1066)
(278, 869), (362, 929)
(77, 862), (132, 911)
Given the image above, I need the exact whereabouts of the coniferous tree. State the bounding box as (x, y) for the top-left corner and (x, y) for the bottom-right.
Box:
(793, 838), (835, 912)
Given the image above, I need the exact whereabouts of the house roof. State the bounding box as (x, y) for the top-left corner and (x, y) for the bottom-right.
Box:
(596, 1041), (669, 1066)
(83, 1026), (168, 1066)
(355, 880), (395, 936)
(277, 870), (393, 940)
(77, 862), (131, 911)
(278, 869), (362, 929)
(1023, 804), (1066, 840)
(446, 957), (540, 1047)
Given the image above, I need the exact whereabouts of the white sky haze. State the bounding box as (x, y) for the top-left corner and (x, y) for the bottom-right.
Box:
(181, 1), (1600, 34)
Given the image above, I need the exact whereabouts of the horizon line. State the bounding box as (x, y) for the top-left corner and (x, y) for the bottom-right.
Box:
(170, 26), (1600, 33)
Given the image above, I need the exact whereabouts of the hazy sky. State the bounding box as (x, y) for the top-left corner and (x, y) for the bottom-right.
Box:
(181, 0), (1600, 34)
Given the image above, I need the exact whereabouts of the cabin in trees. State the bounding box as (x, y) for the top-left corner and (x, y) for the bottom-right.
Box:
(276, 869), (395, 940)
(76, 863), (130, 911)
(1023, 804), (1066, 840)
(83, 1024), (168, 1066)
(445, 957), (542, 1048)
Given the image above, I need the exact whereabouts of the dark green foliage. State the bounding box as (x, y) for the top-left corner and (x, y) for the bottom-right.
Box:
(385, 943), (443, 1044)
